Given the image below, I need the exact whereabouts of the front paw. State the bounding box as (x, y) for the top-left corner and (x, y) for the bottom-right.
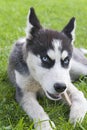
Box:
(35, 120), (56, 130)
(69, 95), (87, 125)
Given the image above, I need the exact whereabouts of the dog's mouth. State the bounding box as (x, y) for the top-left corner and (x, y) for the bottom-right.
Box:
(46, 91), (62, 100)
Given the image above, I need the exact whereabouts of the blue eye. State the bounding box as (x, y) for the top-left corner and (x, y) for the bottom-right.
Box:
(41, 55), (50, 64)
(64, 58), (69, 65)
(42, 56), (48, 62)
(40, 55), (55, 68)
(61, 57), (70, 68)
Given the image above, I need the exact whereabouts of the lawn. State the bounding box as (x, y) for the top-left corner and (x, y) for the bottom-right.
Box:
(0, 0), (87, 130)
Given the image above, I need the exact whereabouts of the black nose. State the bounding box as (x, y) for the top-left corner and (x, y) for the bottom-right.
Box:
(54, 83), (66, 93)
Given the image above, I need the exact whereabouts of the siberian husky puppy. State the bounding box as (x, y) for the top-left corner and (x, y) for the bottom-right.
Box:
(8, 7), (87, 130)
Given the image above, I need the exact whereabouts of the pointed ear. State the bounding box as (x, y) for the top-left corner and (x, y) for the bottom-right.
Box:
(62, 17), (76, 44)
(26, 7), (42, 39)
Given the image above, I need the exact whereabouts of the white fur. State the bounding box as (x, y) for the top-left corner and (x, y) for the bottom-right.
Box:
(71, 19), (76, 44)
(48, 40), (68, 62)
(47, 50), (55, 60)
(15, 70), (28, 89)
(52, 39), (62, 62)
(61, 50), (68, 60)
(67, 83), (87, 125)
(25, 48), (87, 127)
(21, 92), (55, 130)
(15, 70), (41, 92)
(17, 38), (26, 43)
(26, 45), (71, 99)
(15, 70), (55, 130)
(25, 9), (33, 39)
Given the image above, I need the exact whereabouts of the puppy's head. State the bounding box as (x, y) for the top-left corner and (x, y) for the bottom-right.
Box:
(26, 7), (76, 100)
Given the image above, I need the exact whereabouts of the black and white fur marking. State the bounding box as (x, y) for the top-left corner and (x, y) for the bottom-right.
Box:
(8, 7), (87, 130)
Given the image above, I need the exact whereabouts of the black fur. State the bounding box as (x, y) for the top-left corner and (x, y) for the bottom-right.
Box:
(26, 29), (73, 63)
(62, 17), (75, 40)
(26, 8), (74, 67)
(9, 41), (29, 75)
(29, 7), (42, 36)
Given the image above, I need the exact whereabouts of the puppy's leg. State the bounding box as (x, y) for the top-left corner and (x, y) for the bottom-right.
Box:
(20, 92), (55, 130)
(67, 83), (87, 125)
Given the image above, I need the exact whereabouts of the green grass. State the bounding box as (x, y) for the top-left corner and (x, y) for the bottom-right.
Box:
(0, 0), (87, 129)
